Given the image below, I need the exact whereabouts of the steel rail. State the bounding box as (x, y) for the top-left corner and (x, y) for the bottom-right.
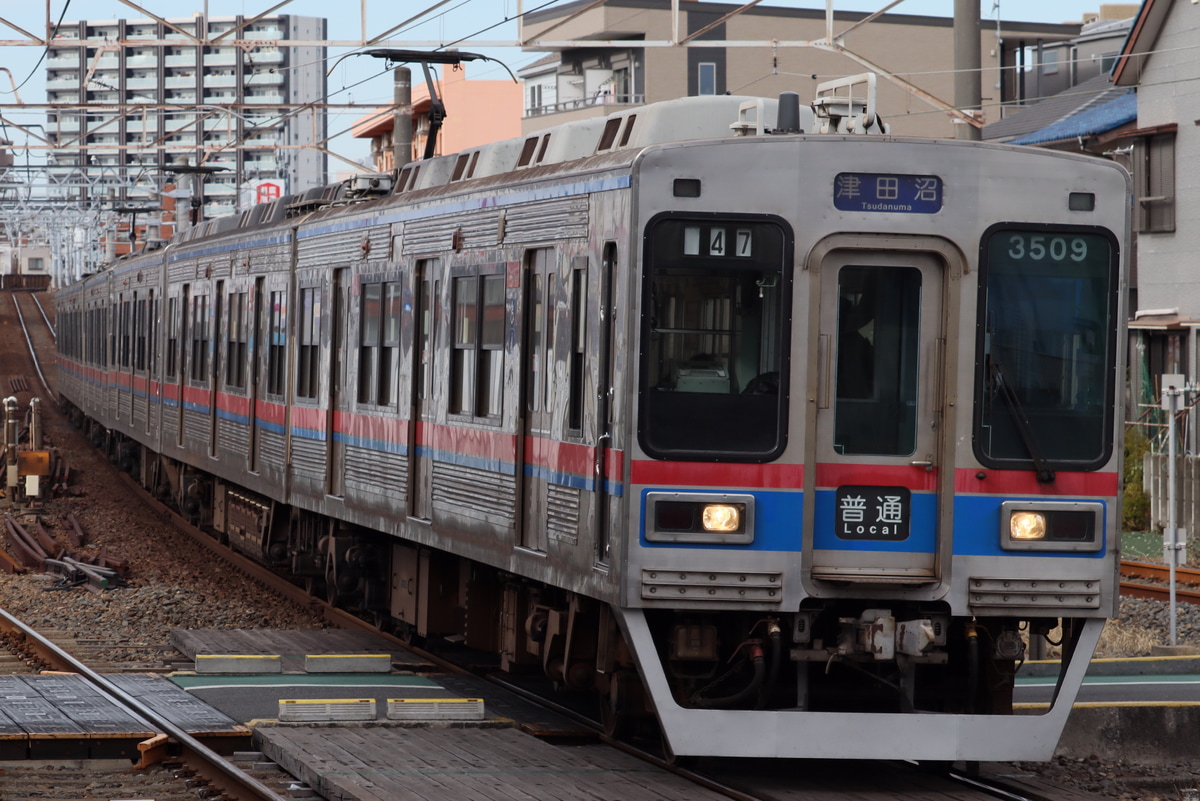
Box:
(1121, 559), (1200, 585)
(11, 293), (55, 401)
(30, 292), (55, 340)
(0, 606), (286, 801)
(1120, 560), (1200, 604)
(1120, 581), (1200, 605)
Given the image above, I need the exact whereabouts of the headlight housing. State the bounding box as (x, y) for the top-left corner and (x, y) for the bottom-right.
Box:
(1000, 501), (1103, 552)
(646, 492), (755, 544)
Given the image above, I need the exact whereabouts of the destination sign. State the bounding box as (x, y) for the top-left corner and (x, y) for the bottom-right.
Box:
(834, 173), (943, 214)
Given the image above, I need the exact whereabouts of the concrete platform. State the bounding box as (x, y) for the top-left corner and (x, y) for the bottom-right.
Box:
(1017, 655), (1200, 763)
(170, 628), (435, 672)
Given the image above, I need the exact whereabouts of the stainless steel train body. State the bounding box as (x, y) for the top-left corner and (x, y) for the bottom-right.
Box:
(56, 82), (1129, 762)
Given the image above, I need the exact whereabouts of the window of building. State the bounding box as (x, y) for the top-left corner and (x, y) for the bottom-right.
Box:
(1135, 132), (1175, 234)
(698, 62), (717, 95)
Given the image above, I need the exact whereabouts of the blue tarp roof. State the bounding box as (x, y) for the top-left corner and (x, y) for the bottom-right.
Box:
(1010, 91), (1137, 145)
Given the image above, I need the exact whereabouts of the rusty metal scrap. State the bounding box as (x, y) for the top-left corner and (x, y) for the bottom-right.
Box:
(64, 513), (87, 548)
(3, 514), (46, 569)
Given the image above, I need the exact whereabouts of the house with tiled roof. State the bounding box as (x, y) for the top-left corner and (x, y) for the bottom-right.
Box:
(1110, 0), (1200, 429)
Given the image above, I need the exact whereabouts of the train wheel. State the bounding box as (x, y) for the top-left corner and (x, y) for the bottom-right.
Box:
(600, 668), (636, 738)
(303, 576), (325, 599)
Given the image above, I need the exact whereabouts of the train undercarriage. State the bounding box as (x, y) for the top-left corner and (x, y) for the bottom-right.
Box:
(81, 417), (1086, 753)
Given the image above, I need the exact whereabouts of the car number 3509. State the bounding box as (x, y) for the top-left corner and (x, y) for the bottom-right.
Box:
(1007, 234), (1089, 262)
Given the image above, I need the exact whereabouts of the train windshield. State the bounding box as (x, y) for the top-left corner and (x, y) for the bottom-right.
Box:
(975, 227), (1118, 470)
(639, 216), (791, 461)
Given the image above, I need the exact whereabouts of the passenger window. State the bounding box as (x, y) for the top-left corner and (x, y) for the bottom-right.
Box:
(639, 217), (791, 461)
(451, 269), (506, 419)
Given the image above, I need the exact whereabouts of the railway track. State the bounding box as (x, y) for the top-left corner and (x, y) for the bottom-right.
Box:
(0, 606), (294, 801)
(11, 291), (56, 401)
(1121, 559), (1200, 604)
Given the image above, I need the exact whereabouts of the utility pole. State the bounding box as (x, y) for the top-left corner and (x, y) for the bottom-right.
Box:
(954, 0), (982, 140)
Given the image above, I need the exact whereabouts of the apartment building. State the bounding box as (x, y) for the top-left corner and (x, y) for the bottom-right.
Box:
(518, 0), (1084, 139)
(45, 14), (326, 221)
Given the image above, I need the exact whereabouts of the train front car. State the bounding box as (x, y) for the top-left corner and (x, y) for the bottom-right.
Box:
(620, 111), (1127, 760)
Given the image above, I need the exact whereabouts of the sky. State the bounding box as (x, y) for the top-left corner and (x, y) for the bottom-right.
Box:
(0, 0), (1123, 177)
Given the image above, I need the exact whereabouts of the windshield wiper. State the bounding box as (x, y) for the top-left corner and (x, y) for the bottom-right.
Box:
(988, 361), (1056, 483)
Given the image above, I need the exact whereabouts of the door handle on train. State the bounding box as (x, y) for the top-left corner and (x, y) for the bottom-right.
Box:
(911, 457), (933, 472)
(594, 432), (611, 478)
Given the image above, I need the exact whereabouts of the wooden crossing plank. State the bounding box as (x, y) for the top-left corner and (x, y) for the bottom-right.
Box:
(257, 726), (723, 801)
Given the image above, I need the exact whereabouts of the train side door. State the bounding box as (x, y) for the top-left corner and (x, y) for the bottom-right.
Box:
(409, 259), (438, 520)
(809, 244), (949, 583)
(519, 248), (556, 553)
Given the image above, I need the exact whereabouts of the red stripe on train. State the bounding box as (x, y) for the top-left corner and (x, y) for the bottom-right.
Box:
(954, 469), (1118, 497)
(631, 460), (805, 488)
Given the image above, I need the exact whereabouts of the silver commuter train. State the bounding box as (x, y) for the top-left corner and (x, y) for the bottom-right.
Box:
(56, 74), (1128, 762)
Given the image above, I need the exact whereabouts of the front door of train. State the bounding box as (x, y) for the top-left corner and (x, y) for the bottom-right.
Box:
(809, 242), (949, 583)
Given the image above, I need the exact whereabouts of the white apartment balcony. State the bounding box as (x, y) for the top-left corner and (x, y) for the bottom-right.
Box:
(126, 77), (157, 91)
(124, 118), (158, 134)
(204, 74), (238, 88)
(47, 54), (80, 68)
(166, 92), (198, 103)
(49, 92), (80, 104)
(202, 117), (239, 132)
(244, 93), (285, 104)
(164, 75), (197, 89)
(203, 52), (237, 67)
(245, 71), (284, 86)
(125, 54), (158, 67)
(165, 54), (197, 67)
(90, 56), (119, 71)
(54, 118), (81, 134)
(46, 76), (80, 90)
(244, 158), (278, 172)
(244, 28), (283, 39)
(250, 49), (284, 65)
(165, 134), (197, 145)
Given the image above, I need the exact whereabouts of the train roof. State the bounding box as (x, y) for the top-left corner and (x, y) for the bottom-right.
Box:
(141, 75), (900, 253)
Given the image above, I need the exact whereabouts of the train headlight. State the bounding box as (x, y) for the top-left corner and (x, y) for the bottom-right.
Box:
(1009, 512), (1046, 540)
(1000, 501), (1104, 552)
(701, 504), (741, 532)
(645, 492), (754, 544)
